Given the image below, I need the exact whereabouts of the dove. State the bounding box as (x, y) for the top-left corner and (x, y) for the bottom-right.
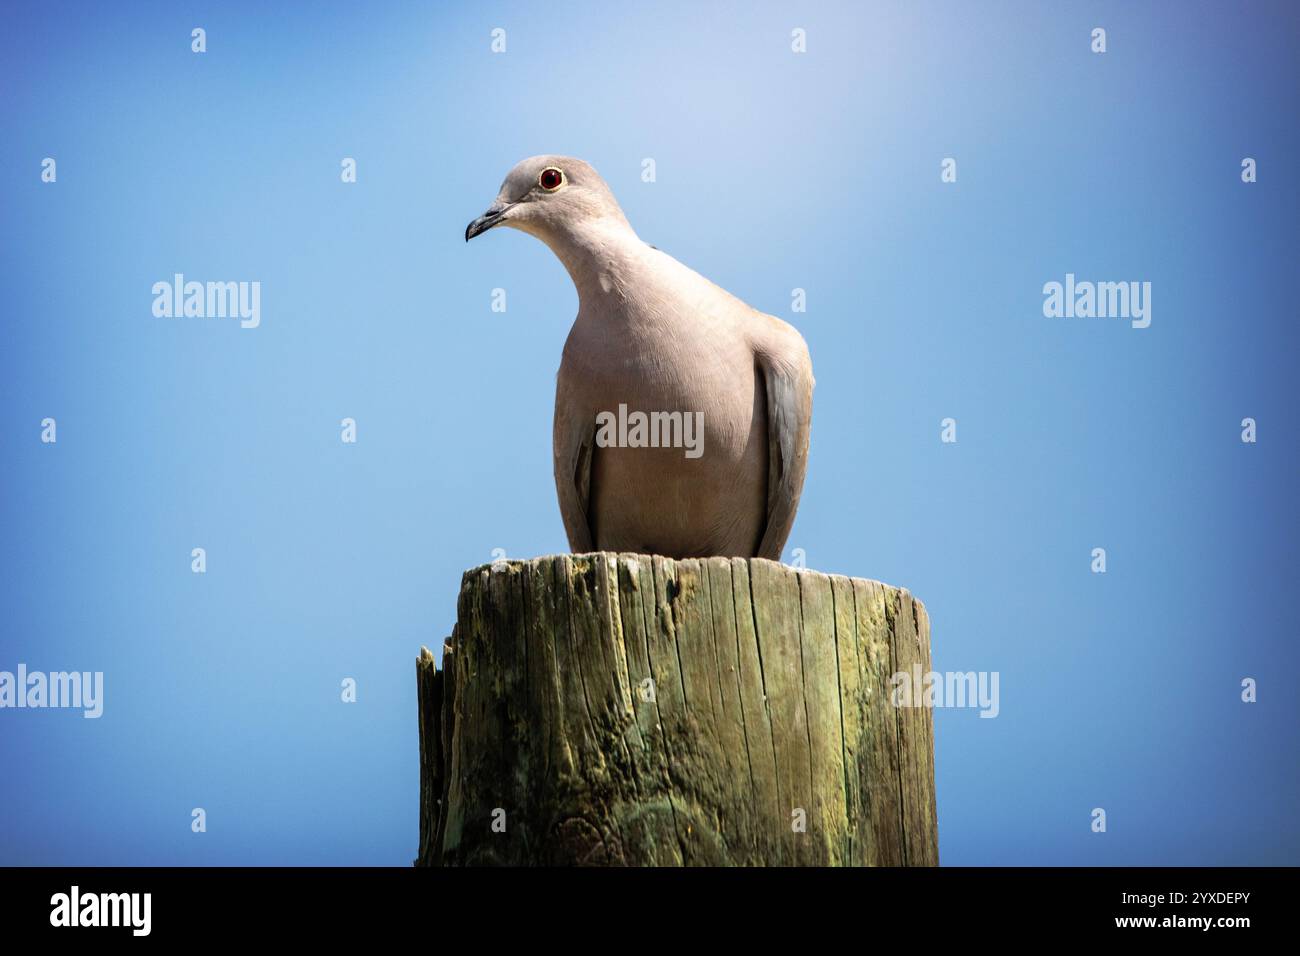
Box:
(466, 155), (813, 560)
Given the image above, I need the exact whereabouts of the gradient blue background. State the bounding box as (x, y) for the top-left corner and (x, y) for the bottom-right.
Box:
(2, 0), (1296, 866)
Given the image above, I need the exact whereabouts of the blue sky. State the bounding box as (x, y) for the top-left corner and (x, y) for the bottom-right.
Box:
(1, 0), (1297, 865)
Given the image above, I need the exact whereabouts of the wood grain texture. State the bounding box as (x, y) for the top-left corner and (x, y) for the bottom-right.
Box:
(415, 553), (937, 866)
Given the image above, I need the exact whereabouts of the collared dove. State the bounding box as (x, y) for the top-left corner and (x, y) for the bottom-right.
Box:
(466, 155), (813, 560)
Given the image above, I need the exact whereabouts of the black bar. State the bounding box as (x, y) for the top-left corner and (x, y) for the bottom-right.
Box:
(0, 866), (1288, 941)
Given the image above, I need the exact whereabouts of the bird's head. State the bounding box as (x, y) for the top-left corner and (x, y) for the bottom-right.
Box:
(465, 155), (629, 243)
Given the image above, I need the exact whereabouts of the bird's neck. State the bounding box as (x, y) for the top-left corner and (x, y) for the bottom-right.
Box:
(532, 218), (649, 307)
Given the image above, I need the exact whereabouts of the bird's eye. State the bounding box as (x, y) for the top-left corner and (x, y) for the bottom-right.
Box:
(538, 167), (564, 191)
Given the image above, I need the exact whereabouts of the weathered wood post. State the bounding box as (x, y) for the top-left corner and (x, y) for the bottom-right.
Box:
(416, 553), (937, 866)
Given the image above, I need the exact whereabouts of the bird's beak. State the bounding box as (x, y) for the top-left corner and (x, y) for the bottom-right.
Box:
(465, 203), (511, 242)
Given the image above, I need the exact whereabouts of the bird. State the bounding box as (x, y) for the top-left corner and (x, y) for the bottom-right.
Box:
(466, 155), (813, 560)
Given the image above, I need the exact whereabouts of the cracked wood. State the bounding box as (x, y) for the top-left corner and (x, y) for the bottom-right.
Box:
(416, 553), (937, 866)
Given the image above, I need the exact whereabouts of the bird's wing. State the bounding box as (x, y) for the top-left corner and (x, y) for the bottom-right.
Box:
(756, 345), (814, 561)
(553, 380), (596, 553)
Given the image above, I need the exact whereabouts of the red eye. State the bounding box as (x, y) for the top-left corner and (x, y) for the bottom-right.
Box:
(539, 167), (563, 190)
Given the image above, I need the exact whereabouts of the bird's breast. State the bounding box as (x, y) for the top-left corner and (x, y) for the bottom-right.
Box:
(562, 314), (758, 456)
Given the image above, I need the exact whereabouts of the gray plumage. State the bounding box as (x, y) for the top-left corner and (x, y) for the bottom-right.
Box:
(466, 155), (813, 560)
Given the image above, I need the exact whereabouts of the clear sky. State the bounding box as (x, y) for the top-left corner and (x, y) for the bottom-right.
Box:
(1, 0), (1297, 865)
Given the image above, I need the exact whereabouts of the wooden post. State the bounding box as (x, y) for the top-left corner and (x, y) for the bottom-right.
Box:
(416, 553), (938, 866)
